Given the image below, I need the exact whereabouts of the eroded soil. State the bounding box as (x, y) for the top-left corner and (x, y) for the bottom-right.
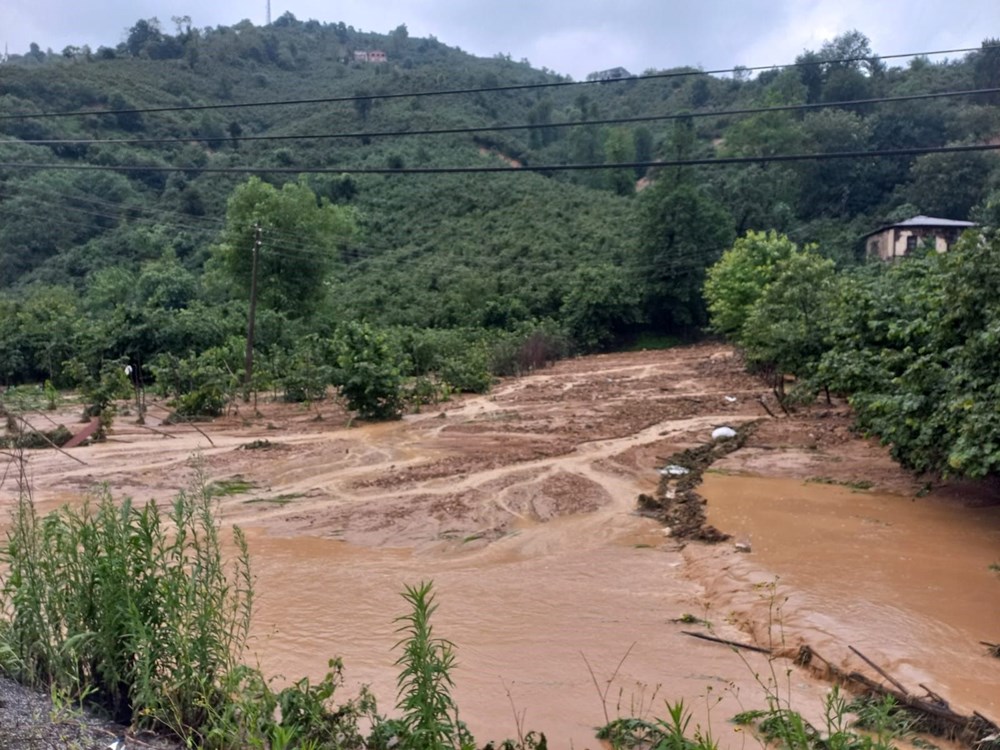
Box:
(3, 343), (998, 747)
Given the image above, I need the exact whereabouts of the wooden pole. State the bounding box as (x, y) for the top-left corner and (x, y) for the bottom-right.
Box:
(243, 223), (262, 401)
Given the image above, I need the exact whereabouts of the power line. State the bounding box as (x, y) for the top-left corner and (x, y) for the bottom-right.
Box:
(2, 143), (998, 177)
(0, 44), (993, 122)
(10, 87), (999, 148)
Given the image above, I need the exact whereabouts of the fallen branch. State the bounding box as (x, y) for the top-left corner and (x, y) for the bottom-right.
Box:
(135, 422), (178, 440)
(757, 396), (778, 419)
(797, 644), (1000, 745)
(16, 416), (88, 466)
(146, 403), (215, 447)
(848, 645), (910, 696)
(680, 630), (771, 654)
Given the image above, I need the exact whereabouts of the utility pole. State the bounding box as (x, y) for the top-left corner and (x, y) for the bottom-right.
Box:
(243, 223), (262, 400)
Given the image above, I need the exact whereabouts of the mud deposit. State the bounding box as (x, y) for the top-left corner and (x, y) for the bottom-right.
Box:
(4, 344), (998, 747)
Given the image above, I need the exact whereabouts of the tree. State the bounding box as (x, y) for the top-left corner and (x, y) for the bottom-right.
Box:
(740, 251), (838, 394)
(638, 176), (734, 334)
(905, 151), (998, 219)
(562, 264), (642, 351)
(330, 321), (405, 420)
(126, 18), (163, 57)
(973, 38), (1000, 104)
(604, 128), (636, 196)
(704, 230), (801, 337)
(212, 177), (357, 317)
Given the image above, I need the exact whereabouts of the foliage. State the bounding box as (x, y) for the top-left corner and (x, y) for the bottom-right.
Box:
(212, 177), (357, 318)
(0, 475), (252, 740)
(732, 687), (913, 750)
(149, 340), (243, 418)
(62, 355), (133, 429)
(393, 582), (473, 750)
(331, 321), (406, 420)
(599, 699), (717, 749)
(203, 660), (375, 750)
(703, 230), (801, 337)
(638, 176), (735, 334)
(561, 264), (643, 351)
(276, 334), (334, 402)
(739, 250), (837, 396)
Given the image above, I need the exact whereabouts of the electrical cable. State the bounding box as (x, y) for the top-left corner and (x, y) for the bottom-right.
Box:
(9, 87), (998, 147)
(0, 44), (994, 122)
(2, 142), (997, 176)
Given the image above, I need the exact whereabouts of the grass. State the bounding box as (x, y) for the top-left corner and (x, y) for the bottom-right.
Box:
(0, 470), (253, 740)
(206, 477), (257, 496)
(806, 476), (875, 491)
(242, 493), (302, 506)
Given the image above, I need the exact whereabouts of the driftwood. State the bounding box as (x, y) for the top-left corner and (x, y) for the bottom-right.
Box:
(796, 644), (1000, 746)
(146, 403), (216, 447)
(680, 630), (771, 654)
(16, 416), (88, 466)
(680, 629), (999, 746)
(848, 645), (910, 696)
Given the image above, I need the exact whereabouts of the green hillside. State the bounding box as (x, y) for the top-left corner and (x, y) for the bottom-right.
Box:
(1, 17), (999, 423)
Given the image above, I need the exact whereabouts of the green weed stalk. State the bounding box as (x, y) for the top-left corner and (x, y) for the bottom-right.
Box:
(0, 472), (252, 740)
(393, 581), (473, 750)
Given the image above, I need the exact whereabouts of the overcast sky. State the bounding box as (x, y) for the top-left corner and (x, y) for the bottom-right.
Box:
(2, 0), (996, 79)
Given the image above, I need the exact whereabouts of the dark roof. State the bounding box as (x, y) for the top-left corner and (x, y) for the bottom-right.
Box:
(864, 215), (977, 238)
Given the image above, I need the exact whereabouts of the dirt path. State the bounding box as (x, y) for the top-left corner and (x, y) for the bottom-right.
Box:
(3, 343), (997, 747)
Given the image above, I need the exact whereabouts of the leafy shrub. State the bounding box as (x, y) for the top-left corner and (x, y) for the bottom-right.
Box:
(331, 321), (406, 420)
(439, 343), (493, 394)
(277, 335), (333, 402)
(490, 324), (570, 377)
(0, 475), (252, 738)
(150, 340), (242, 418)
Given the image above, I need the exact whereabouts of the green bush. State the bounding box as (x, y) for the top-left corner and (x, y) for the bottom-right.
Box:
(0, 475), (252, 739)
(331, 321), (406, 421)
(150, 341), (242, 418)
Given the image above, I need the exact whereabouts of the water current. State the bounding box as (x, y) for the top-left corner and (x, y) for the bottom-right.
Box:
(248, 475), (1000, 748)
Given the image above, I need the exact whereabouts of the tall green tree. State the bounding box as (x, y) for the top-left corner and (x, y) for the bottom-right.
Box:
(704, 230), (801, 337)
(638, 174), (734, 334)
(212, 177), (357, 317)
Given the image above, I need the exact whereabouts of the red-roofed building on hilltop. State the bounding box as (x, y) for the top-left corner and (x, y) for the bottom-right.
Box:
(353, 49), (387, 63)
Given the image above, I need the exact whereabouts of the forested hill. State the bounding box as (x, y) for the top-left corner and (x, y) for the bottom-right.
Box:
(1, 18), (999, 423)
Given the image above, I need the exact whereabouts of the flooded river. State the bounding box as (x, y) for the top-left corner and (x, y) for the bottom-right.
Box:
(7, 345), (999, 748)
(701, 474), (1000, 718)
(248, 474), (1000, 747)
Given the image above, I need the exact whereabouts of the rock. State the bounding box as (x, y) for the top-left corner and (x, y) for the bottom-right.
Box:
(659, 464), (690, 477)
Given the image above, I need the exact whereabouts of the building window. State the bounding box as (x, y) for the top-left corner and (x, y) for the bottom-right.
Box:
(906, 235), (918, 253)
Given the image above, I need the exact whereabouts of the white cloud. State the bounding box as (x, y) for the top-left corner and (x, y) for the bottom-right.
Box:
(1, 0), (994, 76)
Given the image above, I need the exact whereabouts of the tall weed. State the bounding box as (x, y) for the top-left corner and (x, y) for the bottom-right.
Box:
(392, 582), (473, 750)
(0, 473), (252, 739)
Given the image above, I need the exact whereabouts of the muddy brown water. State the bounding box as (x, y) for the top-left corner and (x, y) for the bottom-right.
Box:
(699, 474), (1000, 719)
(247, 474), (1000, 747)
(4, 346), (999, 747)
